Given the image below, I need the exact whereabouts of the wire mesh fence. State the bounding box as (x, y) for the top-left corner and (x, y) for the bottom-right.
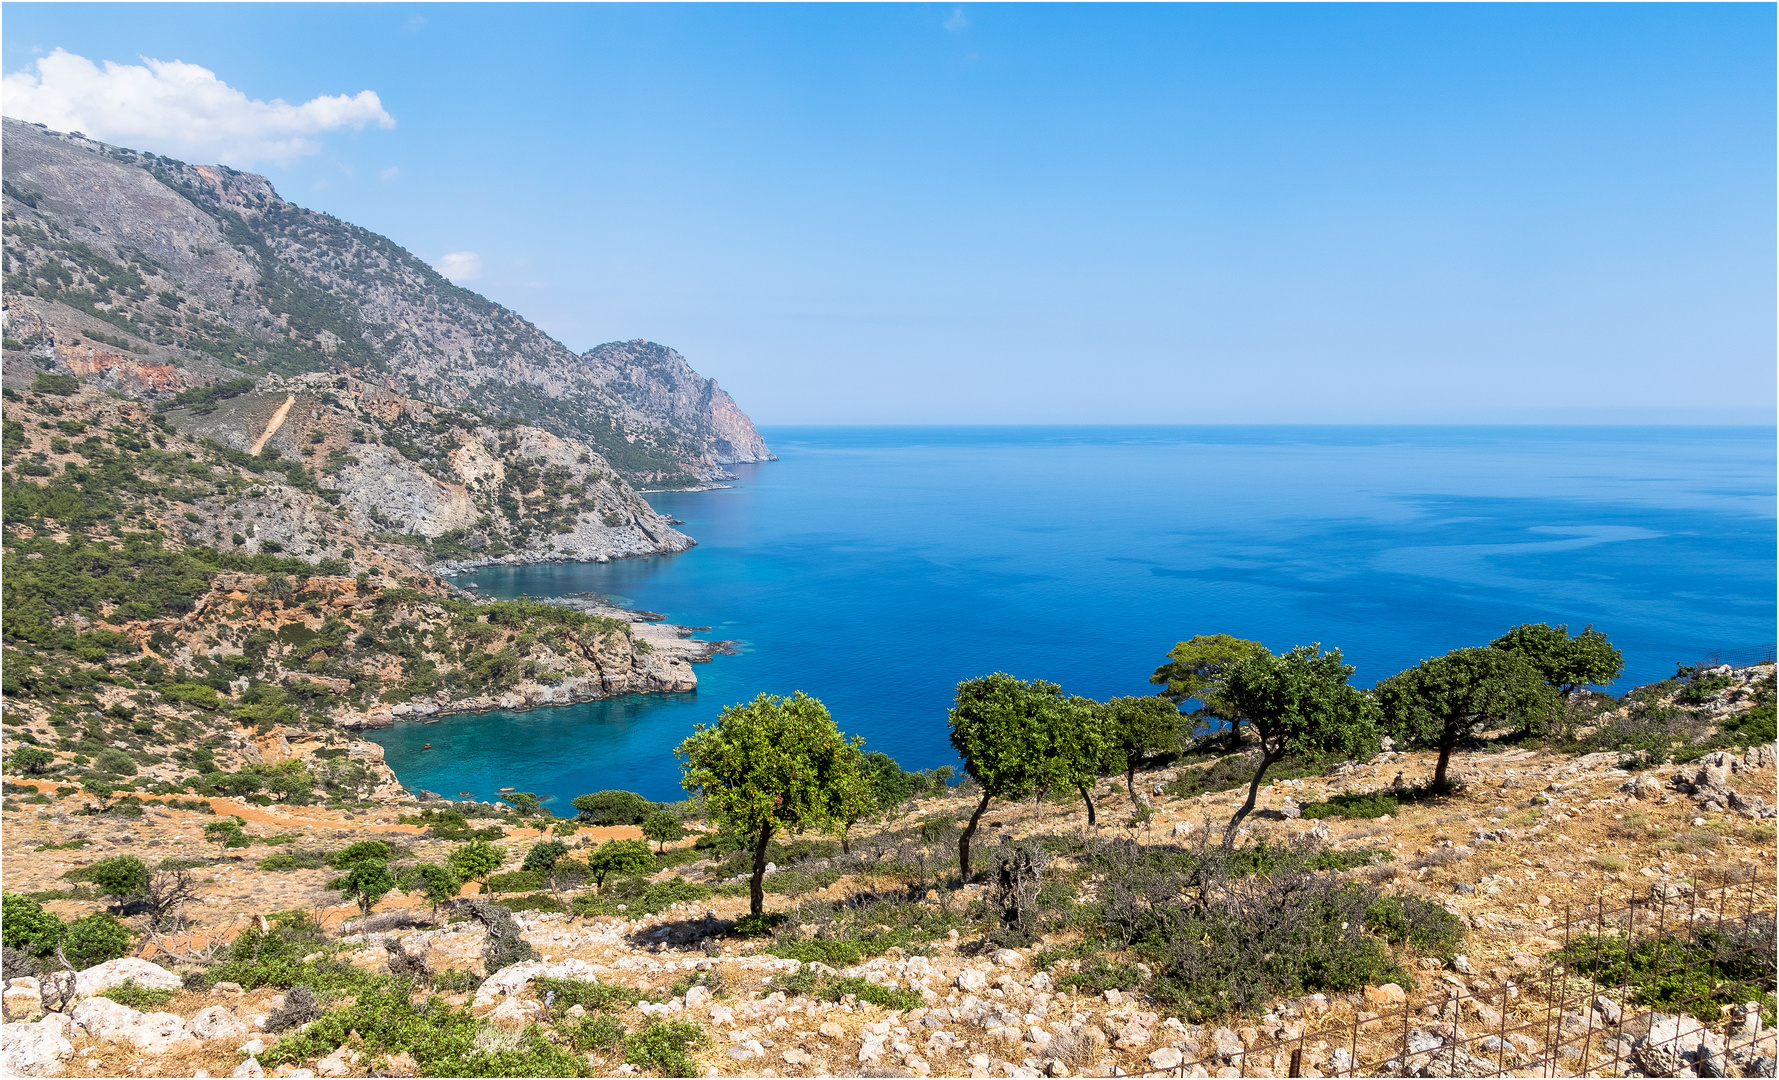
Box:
(1121, 870), (1775, 1078)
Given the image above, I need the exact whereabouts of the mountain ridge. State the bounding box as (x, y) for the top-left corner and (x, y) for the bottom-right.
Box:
(0, 117), (771, 484)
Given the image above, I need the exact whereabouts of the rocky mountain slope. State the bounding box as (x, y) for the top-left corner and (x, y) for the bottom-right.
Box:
(0, 118), (771, 485)
(0, 375), (724, 810)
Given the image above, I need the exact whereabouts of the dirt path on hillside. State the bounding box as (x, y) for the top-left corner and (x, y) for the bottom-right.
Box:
(246, 394), (295, 455)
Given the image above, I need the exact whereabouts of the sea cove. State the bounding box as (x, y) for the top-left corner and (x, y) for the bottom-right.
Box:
(366, 425), (1777, 804)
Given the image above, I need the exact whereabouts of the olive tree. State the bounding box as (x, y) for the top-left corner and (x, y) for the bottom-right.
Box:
(7, 747), (54, 775)
(336, 860), (396, 917)
(445, 839), (506, 892)
(85, 855), (151, 910)
(1099, 695), (1185, 809)
(585, 838), (654, 890)
(397, 863), (461, 912)
(1489, 623), (1624, 695)
(1213, 645), (1379, 848)
(1377, 647), (1560, 791)
(676, 691), (870, 915)
(1151, 634), (1272, 707)
(570, 790), (653, 825)
(947, 674), (1105, 878)
(641, 811), (686, 853)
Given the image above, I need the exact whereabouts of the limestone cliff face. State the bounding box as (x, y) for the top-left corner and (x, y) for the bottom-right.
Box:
(579, 340), (774, 466)
(158, 372), (691, 567)
(0, 118), (770, 482)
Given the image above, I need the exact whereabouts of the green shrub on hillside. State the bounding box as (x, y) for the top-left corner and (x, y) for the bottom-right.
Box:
(624, 1019), (708, 1078)
(1301, 790), (1401, 819)
(1556, 918), (1776, 1025)
(262, 984), (585, 1077)
(101, 980), (175, 1010)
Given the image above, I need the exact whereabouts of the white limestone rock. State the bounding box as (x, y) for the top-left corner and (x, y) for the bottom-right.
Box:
(0, 1019), (76, 1076)
(74, 957), (183, 998)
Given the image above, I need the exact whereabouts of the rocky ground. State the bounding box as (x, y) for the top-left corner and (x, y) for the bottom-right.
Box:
(3, 669), (1774, 1078)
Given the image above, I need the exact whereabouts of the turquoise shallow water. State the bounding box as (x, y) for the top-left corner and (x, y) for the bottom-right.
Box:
(366, 426), (1776, 804)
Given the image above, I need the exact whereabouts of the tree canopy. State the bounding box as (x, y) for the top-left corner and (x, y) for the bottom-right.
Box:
(641, 811), (686, 853)
(1490, 623), (1624, 695)
(585, 838), (654, 889)
(676, 691), (870, 914)
(1099, 695), (1185, 808)
(570, 789), (654, 825)
(1212, 644), (1379, 847)
(1151, 634), (1272, 706)
(85, 855), (151, 906)
(445, 839), (505, 888)
(1376, 647), (1560, 790)
(947, 673), (1105, 876)
(336, 860), (396, 917)
(521, 840), (570, 873)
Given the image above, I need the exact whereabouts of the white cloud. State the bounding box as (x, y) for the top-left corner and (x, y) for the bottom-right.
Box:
(380, 166), (401, 185)
(0, 47), (393, 166)
(945, 9), (969, 31)
(434, 251), (482, 282)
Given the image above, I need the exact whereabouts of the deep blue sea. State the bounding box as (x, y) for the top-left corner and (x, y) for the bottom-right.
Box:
(366, 426), (1776, 806)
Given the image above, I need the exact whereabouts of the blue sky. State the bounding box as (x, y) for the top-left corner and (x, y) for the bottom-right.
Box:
(5, 4), (1773, 424)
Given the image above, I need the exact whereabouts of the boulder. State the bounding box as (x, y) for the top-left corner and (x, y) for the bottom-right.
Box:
(1211, 1027), (1244, 1061)
(3, 982), (43, 1019)
(232, 1059), (265, 1079)
(992, 949), (1025, 969)
(488, 996), (543, 1031)
(74, 957), (182, 998)
(1148, 1047), (1185, 1070)
(72, 996), (195, 1054)
(315, 1046), (360, 1077)
(1364, 983), (1406, 1007)
(189, 1005), (249, 1043)
(471, 958), (598, 1007)
(955, 968), (989, 993)
(0, 1019), (76, 1076)
(1620, 774), (1663, 801)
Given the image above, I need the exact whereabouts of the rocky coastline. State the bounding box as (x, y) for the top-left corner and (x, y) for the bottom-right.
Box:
(337, 593), (735, 733)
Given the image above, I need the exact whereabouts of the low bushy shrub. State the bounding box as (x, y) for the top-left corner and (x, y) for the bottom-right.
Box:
(1302, 790), (1401, 819)
(262, 985), (586, 1077)
(2, 893), (65, 957)
(624, 1019), (708, 1077)
(1057, 960), (1148, 994)
(1363, 895), (1466, 959)
(258, 849), (329, 871)
(486, 870), (544, 895)
(60, 913), (131, 968)
(571, 876), (713, 919)
(1557, 917), (1777, 1025)
(562, 1012), (626, 1053)
(535, 977), (634, 1016)
(1086, 837), (1420, 1020)
(100, 979), (173, 1010)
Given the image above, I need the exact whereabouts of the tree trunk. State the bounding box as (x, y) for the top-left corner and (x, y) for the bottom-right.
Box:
(841, 822), (852, 855)
(1434, 736), (1457, 792)
(1077, 782), (1097, 828)
(1126, 760), (1141, 809)
(1222, 750), (1280, 849)
(958, 791), (992, 881)
(750, 824), (772, 916)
